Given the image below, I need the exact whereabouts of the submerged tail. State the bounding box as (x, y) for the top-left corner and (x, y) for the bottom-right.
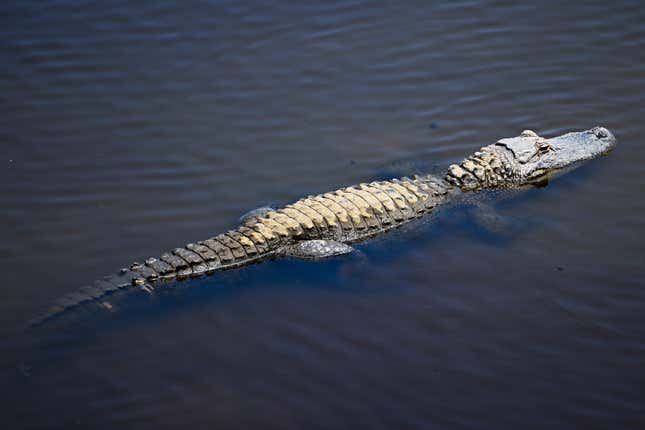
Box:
(26, 226), (278, 328)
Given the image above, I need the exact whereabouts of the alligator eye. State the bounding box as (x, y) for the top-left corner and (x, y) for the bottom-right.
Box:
(536, 141), (553, 153)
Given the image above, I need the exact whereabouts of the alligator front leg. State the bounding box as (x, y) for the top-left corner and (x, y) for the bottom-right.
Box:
(280, 240), (354, 260)
(467, 200), (521, 237)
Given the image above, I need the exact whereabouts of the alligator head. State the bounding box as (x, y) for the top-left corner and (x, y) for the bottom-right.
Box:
(447, 126), (617, 189)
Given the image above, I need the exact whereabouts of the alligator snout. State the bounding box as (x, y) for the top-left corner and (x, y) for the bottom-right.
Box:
(588, 126), (617, 156)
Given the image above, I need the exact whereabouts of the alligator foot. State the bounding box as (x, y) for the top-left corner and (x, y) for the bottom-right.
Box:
(280, 240), (354, 260)
(468, 201), (519, 238)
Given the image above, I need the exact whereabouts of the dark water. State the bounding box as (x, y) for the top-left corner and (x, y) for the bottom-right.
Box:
(2, 1), (644, 428)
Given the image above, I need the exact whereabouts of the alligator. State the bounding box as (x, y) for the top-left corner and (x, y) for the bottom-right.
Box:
(29, 126), (617, 326)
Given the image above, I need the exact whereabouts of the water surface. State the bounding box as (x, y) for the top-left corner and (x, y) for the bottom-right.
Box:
(1, 1), (644, 429)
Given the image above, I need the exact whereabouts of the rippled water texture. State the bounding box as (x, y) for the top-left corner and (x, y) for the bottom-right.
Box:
(1, 1), (644, 429)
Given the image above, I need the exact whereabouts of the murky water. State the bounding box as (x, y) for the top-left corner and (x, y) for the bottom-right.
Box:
(2, 1), (644, 428)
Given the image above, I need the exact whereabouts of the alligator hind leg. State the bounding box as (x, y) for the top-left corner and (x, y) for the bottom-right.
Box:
(280, 240), (354, 260)
(239, 206), (275, 224)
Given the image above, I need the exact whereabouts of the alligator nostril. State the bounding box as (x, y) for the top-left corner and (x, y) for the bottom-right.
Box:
(592, 127), (610, 139)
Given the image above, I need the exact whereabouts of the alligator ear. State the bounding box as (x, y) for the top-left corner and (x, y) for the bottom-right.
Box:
(280, 240), (354, 260)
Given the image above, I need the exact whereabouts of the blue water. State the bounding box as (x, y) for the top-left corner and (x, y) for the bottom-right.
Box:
(1, 1), (644, 428)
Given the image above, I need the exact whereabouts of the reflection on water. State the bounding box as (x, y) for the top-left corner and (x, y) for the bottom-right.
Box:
(2, 0), (645, 428)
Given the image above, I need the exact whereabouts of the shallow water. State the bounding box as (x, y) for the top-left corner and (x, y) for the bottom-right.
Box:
(1, 1), (645, 428)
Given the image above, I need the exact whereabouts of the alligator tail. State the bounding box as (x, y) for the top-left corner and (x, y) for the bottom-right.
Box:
(26, 225), (278, 328)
